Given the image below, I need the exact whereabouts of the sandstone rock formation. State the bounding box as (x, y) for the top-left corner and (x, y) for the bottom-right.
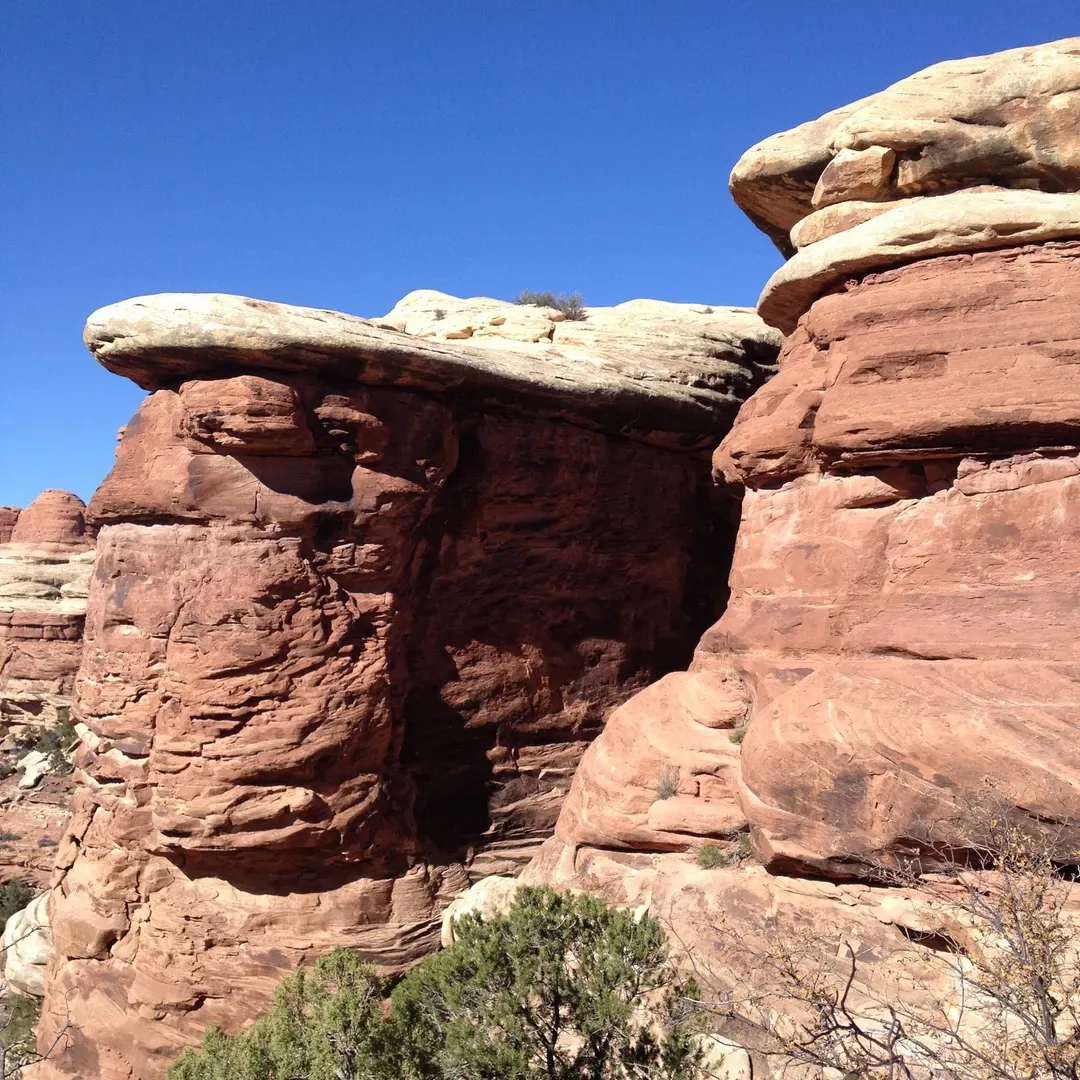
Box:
(524, 34), (1080, 1056)
(34, 291), (780, 1079)
(0, 491), (94, 730)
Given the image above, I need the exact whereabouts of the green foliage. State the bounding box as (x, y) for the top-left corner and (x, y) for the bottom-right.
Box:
(727, 728), (745, 745)
(696, 835), (753, 870)
(515, 290), (587, 320)
(0, 993), (41, 1073)
(167, 949), (386, 1080)
(32, 714), (77, 777)
(696, 844), (727, 869)
(168, 886), (703, 1080)
(391, 885), (702, 1080)
(0, 880), (33, 928)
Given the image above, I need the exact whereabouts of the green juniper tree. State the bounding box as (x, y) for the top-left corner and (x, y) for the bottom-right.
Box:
(167, 886), (703, 1080)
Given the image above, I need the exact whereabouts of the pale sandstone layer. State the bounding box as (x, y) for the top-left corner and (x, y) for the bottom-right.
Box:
(731, 37), (1080, 254)
(0, 492), (94, 728)
(34, 292), (781, 1079)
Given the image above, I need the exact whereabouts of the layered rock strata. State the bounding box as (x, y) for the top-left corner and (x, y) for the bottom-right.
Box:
(0, 491), (94, 729)
(34, 291), (780, 1079)
(526, 34), (1080, 1055)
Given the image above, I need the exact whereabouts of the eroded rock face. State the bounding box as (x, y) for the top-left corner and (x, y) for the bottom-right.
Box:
(526, 35), (1080, 1042)
(0, 491), (94, 729)
(35, 292), (780, 1079)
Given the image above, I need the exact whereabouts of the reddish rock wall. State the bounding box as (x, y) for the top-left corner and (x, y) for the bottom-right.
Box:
(34, 293), (779, 1079)
(524, 38), (1080, 1072)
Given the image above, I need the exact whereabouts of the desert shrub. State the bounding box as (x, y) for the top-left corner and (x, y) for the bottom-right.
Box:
(727, 728), (745, 745)
(391, 885), (702, 1080)
(168, 886), (702, 1080)
(433, 308), (447, 321)
(515, 290), (587, 320)
(168, 948), (386, 1080)
(0, 834), (18, 845)
(697, 790), (1080, 1080)
(655, 763), (680, 800)
(0, 880), (33, 928)
(32, 714), (77, 777)
(696, 844), (727, 869)
(696, 835), (752, 871)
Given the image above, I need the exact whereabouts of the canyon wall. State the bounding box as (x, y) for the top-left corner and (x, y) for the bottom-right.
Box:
(524, 33), (1080, 1052)
(34, 292), (780, 1079)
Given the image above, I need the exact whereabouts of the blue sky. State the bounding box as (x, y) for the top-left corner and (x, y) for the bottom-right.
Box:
(3, 2), (1078, 508)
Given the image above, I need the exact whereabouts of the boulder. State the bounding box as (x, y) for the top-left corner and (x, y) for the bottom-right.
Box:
(34, 290), (781, 1080)
(2, 891), (50, 997)
(440, 875), (522, 947)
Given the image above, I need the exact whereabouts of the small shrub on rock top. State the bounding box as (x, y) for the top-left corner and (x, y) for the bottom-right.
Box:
(167, 885), (703, 1080)
(32, 712), (77, 776)
(515, 289), (587, 320)
(696, 835), (753, 870)
(727, 728), (745, 745)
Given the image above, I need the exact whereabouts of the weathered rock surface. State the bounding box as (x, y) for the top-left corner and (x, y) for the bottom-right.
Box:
(731, 37), (1080, 255)
(440, 875), (521, 947)
(3, 891), (50, 997)
(0, 492), (94, 729)
(35, 291), (780, 1079)
(526, 36), (1080, 1062)
(86, 292), (779, 455)
(758, 190), (1080, 333)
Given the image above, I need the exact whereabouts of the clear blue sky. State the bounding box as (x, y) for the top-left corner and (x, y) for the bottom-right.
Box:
(3, 2), (1077, 508)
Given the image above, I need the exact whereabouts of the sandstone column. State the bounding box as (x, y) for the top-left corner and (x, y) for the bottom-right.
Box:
(35, 292), (779, 1078)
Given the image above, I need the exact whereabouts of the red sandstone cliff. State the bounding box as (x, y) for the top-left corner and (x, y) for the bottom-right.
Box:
(518, 34), (1080, 1067)
(33, 292), (780, 1078)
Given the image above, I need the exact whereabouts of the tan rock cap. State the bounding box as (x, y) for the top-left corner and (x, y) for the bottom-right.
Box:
(86, 292), (783, 454)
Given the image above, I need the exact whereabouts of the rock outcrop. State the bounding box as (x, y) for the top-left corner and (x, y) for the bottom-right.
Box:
(3, 891), (50, 997)
(34, 291), (780, 1079)
(525, 33), (1080, 1050)
(0, 492), (94, 729)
